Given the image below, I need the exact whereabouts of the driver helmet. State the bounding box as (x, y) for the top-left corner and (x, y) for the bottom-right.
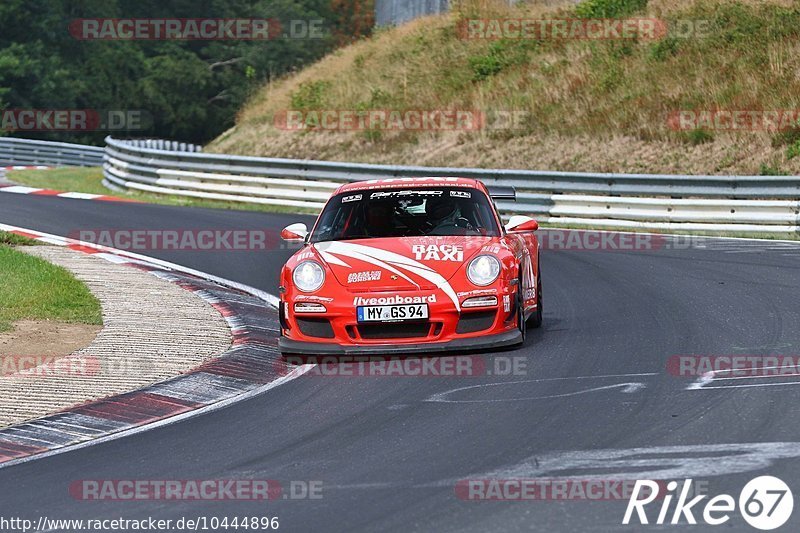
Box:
(426, 197), (459, 226)
(365, 202), (393, 236)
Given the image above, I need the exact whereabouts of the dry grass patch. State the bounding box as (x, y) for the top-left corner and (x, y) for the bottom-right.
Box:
(209, 0), (800, 176)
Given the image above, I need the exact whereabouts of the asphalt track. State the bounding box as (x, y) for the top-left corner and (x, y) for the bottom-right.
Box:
(2, 193), (800, 532)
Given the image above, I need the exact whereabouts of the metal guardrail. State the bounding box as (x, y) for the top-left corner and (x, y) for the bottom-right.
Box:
(0, 136), (796, 233)
(103, 136), (800, 233)
(0, 137), (104, 167)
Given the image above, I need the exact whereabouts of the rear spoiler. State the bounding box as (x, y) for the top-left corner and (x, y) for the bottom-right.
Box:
(487, 186), (516, 201)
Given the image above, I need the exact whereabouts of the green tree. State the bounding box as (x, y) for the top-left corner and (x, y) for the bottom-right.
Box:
(0, 0), (357, 144)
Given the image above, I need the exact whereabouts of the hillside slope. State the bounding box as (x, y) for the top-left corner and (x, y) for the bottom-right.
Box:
(208, 0), (800, 176)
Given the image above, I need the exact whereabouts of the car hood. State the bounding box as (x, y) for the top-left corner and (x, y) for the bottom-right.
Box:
(313, 236), (498, 291)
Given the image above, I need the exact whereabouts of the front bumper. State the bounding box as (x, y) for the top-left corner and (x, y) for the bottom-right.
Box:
(278, 328), (522, 355)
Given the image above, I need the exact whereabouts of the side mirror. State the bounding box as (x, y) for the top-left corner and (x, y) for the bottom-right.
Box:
(281, 223), (309, 242)
(505, 215), (539, 233)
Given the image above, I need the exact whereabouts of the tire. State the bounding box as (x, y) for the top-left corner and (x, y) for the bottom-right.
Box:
(527, 258), (543, 329)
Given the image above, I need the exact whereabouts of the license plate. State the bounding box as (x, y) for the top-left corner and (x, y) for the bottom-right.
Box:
(357, 304), (428, 322)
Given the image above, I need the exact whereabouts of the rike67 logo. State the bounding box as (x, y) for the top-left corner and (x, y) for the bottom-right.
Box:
(624, 476), (793, 530)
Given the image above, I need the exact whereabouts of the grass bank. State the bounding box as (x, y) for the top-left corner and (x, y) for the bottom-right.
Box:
(208, 0), (800, 176)
(0, 233), (102, 332)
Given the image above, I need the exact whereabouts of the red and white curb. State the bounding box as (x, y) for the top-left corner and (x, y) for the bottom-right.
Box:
(0, 223), (310, 468)
(0, 184), (139, 203)
(2, 165), (50, 171)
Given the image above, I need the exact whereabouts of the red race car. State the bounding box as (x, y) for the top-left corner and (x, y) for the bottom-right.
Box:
(277, 177), (541, 355)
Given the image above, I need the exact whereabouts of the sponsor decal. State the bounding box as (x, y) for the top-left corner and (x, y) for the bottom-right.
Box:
(353, 294), (436, 306)
(294, 295), (334, 302)
(363, 177), (462, 185)
(524, 288), (535, 299)
(347, 270), (382, 283)
(503, 294), (511, 312)
(522, 256), (537, 300)
(370, 190), (443, 199)
(450, 190), (472, 198)
(340, 178), (475, 193)
(412, 244), (464, 262)
(294, 251), (314, 262)
(457, 289), (498, 297)
(342, 194), (362, 203)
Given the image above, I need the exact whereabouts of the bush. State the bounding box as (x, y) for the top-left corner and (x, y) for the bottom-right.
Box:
(469, 52), (506, 81)
(468, 40), (534, 82)
(771, 121), (800, 148)
(683, 128), (714, 145)
(575, 0), (648, 19)
(786, 140), (800, 161)
(290, 81), (332, 110)
(759, 163), (788, 176)
(649, 37), (680, 61)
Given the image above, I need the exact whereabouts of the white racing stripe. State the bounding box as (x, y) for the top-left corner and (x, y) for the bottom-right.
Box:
(319, 247), (420, 289)
(316, 241), (461, 310)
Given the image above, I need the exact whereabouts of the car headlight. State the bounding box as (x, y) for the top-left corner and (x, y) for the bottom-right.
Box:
(467, 255), (501, 286)
(293, 261), (325, 292)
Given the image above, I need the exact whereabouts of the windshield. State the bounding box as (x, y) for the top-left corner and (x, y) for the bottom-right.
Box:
(310, 187), (500, 242)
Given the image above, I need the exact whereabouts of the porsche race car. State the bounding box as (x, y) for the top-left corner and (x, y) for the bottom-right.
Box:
(277, 177), (541, 355)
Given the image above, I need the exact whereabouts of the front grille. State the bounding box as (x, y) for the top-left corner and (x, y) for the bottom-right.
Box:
(357, 322), (432, 339)
(296, 317), (335, 339)
(456, 310), (497, 334)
